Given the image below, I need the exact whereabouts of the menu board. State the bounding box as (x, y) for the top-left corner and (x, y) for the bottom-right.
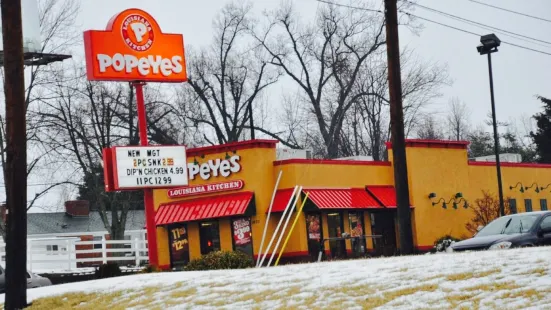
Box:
(233, 218), (252, 245)
(307, 214), (321, 240)
(169, 224), (189, 266)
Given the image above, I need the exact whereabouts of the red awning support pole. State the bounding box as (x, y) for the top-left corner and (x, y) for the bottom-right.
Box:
(133, 81), (159, 268)
(256, 170), (282, 267)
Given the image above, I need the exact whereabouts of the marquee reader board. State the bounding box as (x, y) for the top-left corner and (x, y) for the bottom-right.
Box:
(111, 145), (188, 190)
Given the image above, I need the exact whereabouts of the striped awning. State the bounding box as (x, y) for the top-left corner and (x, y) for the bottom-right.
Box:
(268, 188), (296, 213)
(365, 185), (414, 208)
(155, 192), (255, 225)
(303, 188), (381, 210)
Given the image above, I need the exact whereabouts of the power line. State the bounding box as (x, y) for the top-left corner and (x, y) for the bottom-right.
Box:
(467, 0), (551, 24)
(406, 0), (551, 46)
(315, 0), (382, 13)
(404, 13), (551, 57)
(315, 0), (551, 57)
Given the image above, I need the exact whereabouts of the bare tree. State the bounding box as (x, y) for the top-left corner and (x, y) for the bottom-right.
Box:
(415, 113), (444, 140)
(179, 1), (282, 146)
(446, 97), (470, 141)
(256, 2), (388, 158)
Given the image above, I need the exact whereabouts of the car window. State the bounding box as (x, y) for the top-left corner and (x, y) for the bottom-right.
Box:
(540, 216), (551, 230)
(477, 214), (540, 237)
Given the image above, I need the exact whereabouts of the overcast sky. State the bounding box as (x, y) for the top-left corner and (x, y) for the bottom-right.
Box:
(16, 0), (551, 212)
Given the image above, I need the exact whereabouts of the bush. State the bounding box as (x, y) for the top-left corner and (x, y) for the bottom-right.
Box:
(140, 264), (161, 273)
(431, 235), (462, 253)
(95, 263), (122, 279)
(184, 251), (254, 271)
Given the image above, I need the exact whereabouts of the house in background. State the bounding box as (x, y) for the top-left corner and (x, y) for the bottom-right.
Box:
(1, 201), (147, 268)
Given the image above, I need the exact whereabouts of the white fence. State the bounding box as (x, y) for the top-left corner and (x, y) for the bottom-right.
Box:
(0, 230), (149, 272)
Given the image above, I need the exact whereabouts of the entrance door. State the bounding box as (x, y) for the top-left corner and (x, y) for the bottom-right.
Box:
(168, 223), (190, 268)
(327, 212), (346, 259)
(199, 221), (221, 255)
(305, 213), (323, 261)
(370, 212), (397, 256)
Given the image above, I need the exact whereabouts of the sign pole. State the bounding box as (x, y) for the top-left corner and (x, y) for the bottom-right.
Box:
(133, 81), (159, 268)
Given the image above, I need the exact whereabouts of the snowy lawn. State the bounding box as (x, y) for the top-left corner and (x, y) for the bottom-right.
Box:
(2, 246), (551, 309)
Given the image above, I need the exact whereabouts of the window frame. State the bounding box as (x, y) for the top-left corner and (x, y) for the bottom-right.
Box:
(509, 199), (517, 214)
(540, 215), (551, 231)
(540, 199), (548, 211)
(524, 199), (533, 212)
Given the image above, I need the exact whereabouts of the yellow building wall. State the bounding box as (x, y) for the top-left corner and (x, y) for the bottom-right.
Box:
(389, 142), (551, 249)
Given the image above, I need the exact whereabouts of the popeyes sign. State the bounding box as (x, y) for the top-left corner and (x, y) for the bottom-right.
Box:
(83, 9), (187, 82)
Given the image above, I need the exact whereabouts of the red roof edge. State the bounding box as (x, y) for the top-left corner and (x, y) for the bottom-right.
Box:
(187, 139), (278, 157)
(273, 159), (391, 166)
(385, 139), (470, 150)
(468, 161), (551, 169)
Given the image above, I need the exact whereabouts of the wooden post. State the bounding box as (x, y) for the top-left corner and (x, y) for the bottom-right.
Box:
(384, 0), (414, 254)
(1, 0), (29, 307)
(102, 235), (107, 264)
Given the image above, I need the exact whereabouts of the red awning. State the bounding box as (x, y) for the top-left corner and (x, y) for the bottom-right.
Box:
(303, 188), (381, 210)
(365, 185), (414, 208)
(155, 191), (254, 225)
(268, 188), (296, 213)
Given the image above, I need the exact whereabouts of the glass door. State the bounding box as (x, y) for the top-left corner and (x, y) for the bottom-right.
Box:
(327, 212), (346, 259)
(199, 221), (221, 255)
(305, 213), (323, 261)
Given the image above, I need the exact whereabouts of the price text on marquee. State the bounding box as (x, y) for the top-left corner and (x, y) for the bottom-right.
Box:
(114, 146), (188, 189)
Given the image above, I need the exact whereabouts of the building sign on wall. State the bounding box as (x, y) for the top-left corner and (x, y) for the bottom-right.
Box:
(307, 214), (321, 240)
(83, 8), (187, 82)
(112, 146), (188, 189)
(169, 223), (189, 266)
(187, 155), (241, 181)
(167, 180), (244, 199)
(233, 218), (252, 246)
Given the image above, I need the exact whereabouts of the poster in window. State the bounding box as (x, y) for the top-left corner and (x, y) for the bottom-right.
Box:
(169, 224), (189, 265)
(307, 214), (321, 240)
(349, 213), (363, 237)
(233, 218), (252, 245)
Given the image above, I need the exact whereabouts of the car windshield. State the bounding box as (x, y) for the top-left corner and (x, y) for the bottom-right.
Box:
(476, 214), (540, 237)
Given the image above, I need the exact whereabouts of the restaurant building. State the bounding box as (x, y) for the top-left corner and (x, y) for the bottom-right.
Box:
(151, 139), (551, 269)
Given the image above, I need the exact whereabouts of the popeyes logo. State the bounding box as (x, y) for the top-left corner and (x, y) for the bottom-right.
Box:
(83, 8), (187, 82)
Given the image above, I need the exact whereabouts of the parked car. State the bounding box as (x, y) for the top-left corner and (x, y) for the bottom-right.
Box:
(450, 211), (551, 252)
(0, 265), (52, 293)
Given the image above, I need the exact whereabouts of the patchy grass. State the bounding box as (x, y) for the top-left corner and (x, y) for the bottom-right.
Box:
(445, 268), (501, 281)
(362, 284), (439, 309)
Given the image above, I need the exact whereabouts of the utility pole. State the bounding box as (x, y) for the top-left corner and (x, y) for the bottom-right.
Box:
(2, 0), (28, 308)
(248, 101), (255, 140)
(384, 0), (414, 255)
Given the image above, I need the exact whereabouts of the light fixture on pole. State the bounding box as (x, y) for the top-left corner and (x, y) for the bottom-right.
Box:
(477, 33), (505, 217)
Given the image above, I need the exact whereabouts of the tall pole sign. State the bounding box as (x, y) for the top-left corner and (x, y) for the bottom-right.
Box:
(84, 8), (188, 268)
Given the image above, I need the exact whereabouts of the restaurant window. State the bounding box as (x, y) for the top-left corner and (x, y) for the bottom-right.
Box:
(509, 199), (517, 214)
(540, 199), (548, 211)
(168, 223), (190, 267)
(232, 218), (253, 257)
(327, 212), (346, 259)
(200, 221), (221, 255)
(348, 212), (366, 257)
(525, 199), (533, 212)
(305, 213), (322, 261)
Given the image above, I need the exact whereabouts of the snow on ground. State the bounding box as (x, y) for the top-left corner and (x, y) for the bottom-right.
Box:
(3, 246), (551, 309)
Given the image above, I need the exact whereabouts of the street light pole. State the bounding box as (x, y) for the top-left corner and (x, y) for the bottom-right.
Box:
(486, 53), (505, 216)
(477, 33), (504, 217)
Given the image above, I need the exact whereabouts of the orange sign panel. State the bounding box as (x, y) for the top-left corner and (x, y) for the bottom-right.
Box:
(83, 8), (187, 82)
